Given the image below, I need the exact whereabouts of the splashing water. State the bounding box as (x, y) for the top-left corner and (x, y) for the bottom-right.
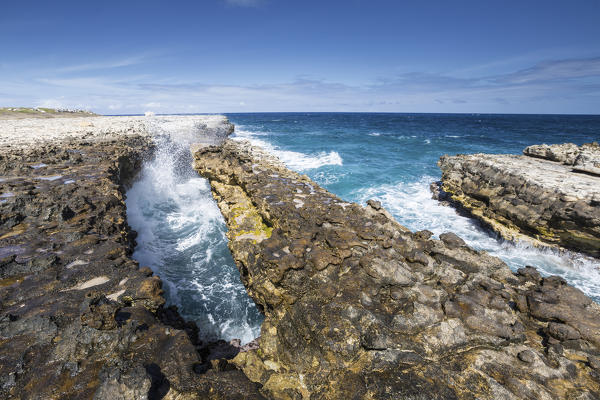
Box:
(126, 125), (263, 344)
(233, 128), (343, 170)
(225, 112), (600, 303)
(355, 176), (600, 302)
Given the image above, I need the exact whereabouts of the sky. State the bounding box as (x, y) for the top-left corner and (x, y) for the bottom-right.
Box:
(1, 0), (599, 114)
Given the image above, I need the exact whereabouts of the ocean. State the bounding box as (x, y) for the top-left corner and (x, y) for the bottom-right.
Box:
(126, 112), (600, 344)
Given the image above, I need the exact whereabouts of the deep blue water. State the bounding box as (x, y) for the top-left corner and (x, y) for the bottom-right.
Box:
(227, 113), (599, 194)
(126, 113), (599, 344)
(226, 113), (600, 301)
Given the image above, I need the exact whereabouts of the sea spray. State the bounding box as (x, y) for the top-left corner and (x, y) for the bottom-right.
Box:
(125, 124), (263, 344)
(225, 112), (600, 303)
(358, 177), (600, 302)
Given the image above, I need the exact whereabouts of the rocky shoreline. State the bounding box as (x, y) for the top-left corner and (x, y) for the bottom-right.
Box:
(2, 115), (600, 399)
(0, 116), (265, 399)
(438, 143), (600, 257)
(193, 139), (600, 399)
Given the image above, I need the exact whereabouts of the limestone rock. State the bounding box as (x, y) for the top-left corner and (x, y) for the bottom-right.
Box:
(438, 144), (600, 256)
(524, 142), (600, 176)
(194, 139), (600, 399)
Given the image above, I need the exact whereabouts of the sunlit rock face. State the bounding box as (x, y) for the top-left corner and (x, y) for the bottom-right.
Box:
(439, 142), (600, 257)
(194, 139), (600, 400)
(0, 116), (266, 400)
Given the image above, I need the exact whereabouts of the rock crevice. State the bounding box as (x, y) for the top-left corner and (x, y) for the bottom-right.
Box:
(194, 139), (600, 399)
(0, 116), (264, 399)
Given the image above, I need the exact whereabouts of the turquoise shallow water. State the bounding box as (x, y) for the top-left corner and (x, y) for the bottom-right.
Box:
(227, 113), (600, 302)
(127, 112), (599, 343)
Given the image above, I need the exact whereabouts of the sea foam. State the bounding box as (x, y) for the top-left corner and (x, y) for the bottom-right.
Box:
(355, 177), (600, 302)
(126, 126), (263, 344)
(233, 129), (343, 171)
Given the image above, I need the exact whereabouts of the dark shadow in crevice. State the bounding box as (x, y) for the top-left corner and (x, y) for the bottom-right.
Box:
(145, 363), (170, 400)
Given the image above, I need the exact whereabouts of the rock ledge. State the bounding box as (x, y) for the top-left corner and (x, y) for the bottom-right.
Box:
(438, 143), (600, 257)
(194, 139), (600, 399)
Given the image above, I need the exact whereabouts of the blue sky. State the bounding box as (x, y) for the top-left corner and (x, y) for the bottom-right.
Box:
(1, 0), (599, 114)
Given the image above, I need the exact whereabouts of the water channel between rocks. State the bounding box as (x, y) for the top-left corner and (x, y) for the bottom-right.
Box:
(125, 127), (263, 344)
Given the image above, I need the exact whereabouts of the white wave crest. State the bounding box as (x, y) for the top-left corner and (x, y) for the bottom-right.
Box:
(233, 129), (342, 171)
(354, 177), (600, 301)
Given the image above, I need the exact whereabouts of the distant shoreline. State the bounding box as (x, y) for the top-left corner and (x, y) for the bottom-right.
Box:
(0, 107), (96, 120)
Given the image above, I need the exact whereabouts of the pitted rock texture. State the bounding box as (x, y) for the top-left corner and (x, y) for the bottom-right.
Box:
(438, 146), (600, 257)
(194, 140), (600, 399)
(524, 142), (600, 176)
(0, 119), (263, 399)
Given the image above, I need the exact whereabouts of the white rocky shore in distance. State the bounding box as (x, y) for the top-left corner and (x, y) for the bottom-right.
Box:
(0, 115), (234, 149)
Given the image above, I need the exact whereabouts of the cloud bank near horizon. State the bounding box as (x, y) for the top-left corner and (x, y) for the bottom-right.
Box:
(1, 55), (599, 115)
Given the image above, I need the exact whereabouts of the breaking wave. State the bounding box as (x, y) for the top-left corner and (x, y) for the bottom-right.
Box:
(233, 128), (343, 171)
(354, 177), (600, 302)
(126, 126), (263, 344)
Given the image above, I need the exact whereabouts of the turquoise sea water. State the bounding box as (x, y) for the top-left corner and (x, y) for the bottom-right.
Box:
(227, 113), (600, 298)
(127, 113), (599, 343)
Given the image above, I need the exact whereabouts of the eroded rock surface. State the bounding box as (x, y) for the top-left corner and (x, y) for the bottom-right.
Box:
(524, 142), (600, 176)
(438, 144), (600, 257)
(0, 117), (262, 399)
(193, 139), (600, 399)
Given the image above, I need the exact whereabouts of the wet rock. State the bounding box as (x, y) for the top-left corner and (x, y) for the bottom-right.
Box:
(194, 139), (600, 399)
(438, 143), (600, 256)
(439, 232), (466, 249)
(80, 295), (119, 330)
(0, 116), (261, 399)
(94, 363), (151, 400)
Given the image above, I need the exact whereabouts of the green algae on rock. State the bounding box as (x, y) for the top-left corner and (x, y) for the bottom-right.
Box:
(0, 116), (265, 399)
(193, 139), (600, 400)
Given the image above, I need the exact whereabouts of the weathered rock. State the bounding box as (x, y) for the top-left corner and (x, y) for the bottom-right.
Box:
(0, 117), (262, 399)
(524, 142), (581, 164)
(438, 144), (600, 256)
(194, 139), (600, 399)
(524, 142), (600, 175)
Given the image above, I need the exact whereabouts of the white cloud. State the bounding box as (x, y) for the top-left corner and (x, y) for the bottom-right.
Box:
(1, 56), (599, 115)
(57, 55), (148, 73)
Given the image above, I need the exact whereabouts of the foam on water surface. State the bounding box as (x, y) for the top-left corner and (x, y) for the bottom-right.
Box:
(224, 113), (600, 303)
(354, 177), (600, 302)
(233, 128), (342, 171)
(126, 124), (263, 344)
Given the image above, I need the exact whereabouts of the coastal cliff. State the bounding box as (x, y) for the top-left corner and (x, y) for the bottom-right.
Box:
(194, 139), (600, 399)
(438, 143), (600, 256)
(0, 116), (265, 399)
(3, 115), (600, 399)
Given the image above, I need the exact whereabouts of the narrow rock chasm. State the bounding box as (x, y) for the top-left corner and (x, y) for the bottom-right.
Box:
(125, 132), (264, 345)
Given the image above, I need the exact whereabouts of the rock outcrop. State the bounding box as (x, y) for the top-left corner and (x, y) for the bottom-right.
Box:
(0, 116), (263, 399)
(438, 143), (600, 257)
(193, 140), (600, 399)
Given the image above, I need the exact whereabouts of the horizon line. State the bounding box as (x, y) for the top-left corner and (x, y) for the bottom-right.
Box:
(104, 111), (600, 117)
